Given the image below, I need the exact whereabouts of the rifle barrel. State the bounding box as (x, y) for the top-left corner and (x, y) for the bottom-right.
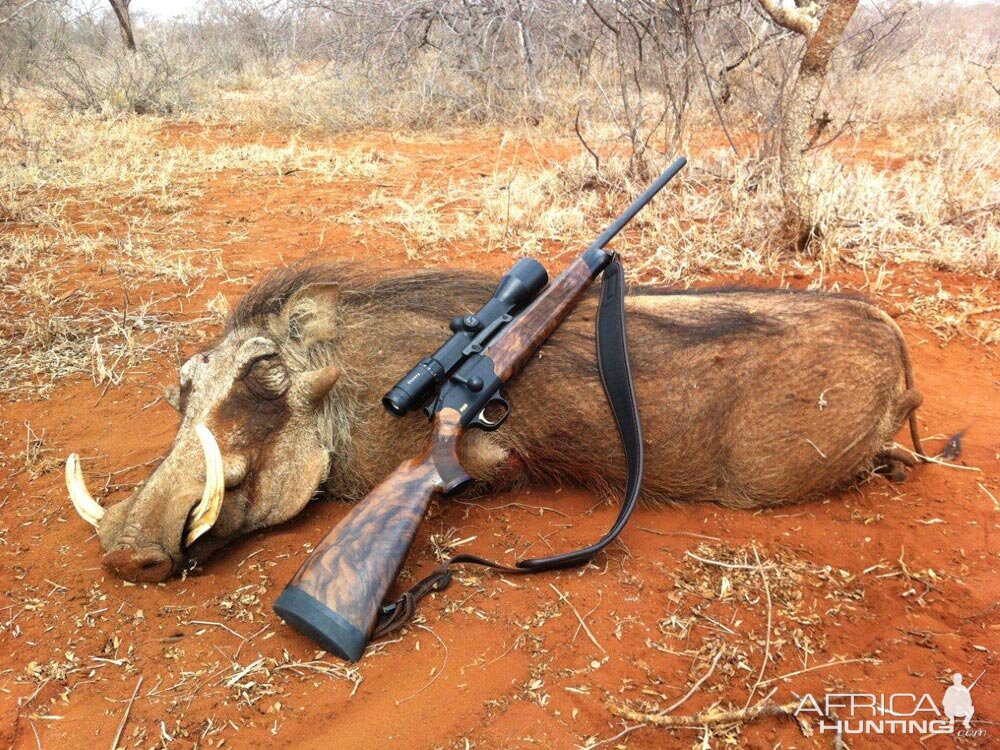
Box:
(587, 157), (687, 254)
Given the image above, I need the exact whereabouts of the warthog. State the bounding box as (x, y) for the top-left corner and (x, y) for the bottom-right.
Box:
(67, 264), (924, 582)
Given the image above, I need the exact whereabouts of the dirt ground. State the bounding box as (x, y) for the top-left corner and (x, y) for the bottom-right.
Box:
(1, 127), (998, 749)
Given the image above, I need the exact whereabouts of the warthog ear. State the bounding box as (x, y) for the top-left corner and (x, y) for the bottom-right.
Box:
(164, 385), (181, 412)
(281, 283), (340, 346)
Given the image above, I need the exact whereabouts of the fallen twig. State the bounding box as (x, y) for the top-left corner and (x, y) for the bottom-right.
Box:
(637, 528), (722, 542)
(759, 656), (879, 686)
(746, 546), (773, 706)
(659, 649), (723, 716)
(190, 620), (247, 640)
(579, 723), (645, 749)
(28, 718), (41, 750)
(396, 624), (449, 704)
(610, 683), (846, 748)
(610, 686), (789, 727)
(572, 593), (603, 645)
(685, 551), (775, 571)
(110, 676), (143, 750)
(978, 483), (999, 511)
(551, 584), (605, 654)
(892, 443), (981, 472)
(456, 500), (570, 518)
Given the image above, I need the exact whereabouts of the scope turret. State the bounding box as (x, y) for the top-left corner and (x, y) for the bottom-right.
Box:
(382, 257), (548, 417)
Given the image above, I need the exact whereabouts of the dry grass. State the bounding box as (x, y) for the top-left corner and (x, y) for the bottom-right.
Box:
(0, 107), (390, 397)
(197, 61), (558, 134)
(353, 123), (998, 283)
(8, 562), (363, 749)
(904, 285), (1000, 345)
(598, 542), (872, 747)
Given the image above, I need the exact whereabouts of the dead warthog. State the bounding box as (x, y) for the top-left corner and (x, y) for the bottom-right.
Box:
(67, 264), (924, 581)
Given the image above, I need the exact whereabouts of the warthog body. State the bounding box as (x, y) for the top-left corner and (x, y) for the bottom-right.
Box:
(70, 264), (923, 581)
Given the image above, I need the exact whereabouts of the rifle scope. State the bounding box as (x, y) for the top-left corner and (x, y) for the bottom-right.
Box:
(382, 257), (548, 417)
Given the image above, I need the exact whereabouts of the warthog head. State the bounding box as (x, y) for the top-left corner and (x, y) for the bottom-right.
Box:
(67, 280), (344, 581)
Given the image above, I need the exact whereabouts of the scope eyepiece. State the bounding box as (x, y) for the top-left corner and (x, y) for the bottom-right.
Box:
(382, 357), (444, 416)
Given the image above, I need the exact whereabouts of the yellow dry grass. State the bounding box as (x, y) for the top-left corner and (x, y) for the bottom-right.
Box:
(354, 129), (998, 283)
(0, 106), (390, 395)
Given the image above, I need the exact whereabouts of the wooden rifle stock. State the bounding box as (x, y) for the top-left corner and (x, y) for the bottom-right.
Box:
(273, 408), (469, 662)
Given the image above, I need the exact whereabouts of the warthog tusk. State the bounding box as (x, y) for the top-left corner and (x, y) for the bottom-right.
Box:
(185, 424), (225, 547)
(66, 453), (105, 527)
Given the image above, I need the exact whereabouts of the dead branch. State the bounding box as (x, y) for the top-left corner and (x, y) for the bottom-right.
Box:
(108, 0), (136, 52)
(610, 687), (793, 727)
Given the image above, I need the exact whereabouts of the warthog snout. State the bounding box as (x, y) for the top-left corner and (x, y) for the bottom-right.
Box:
(102, 545), (176, 582)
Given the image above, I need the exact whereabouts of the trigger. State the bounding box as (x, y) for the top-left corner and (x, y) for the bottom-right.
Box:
(473, 395), (511, 431)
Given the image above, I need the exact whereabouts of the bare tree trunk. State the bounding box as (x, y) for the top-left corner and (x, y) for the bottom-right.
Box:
(758, 0), (859, 249)
(108, 0), (136, 52)
(513, 0), (542, 105)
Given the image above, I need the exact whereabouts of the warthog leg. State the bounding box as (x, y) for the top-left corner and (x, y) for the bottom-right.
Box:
(874, 446), (918, 482)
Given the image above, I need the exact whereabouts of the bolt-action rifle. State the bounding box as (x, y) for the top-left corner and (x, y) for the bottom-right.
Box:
(274, 157), (687, 661)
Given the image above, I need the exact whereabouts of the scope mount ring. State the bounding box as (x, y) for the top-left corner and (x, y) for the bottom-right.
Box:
(469, 394), (511, 432)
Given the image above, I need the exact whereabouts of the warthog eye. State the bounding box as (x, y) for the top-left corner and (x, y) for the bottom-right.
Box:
(242, 355), (289, 399)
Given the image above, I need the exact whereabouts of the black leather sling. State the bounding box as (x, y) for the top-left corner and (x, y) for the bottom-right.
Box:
(373, 254), (644, 638)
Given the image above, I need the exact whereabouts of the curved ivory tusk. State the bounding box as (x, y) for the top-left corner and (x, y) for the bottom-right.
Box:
(185, 424), (225, 548)
(66, 453), (105, 527)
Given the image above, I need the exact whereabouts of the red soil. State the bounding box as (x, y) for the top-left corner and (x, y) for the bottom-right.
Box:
(1, 128), (998, 750)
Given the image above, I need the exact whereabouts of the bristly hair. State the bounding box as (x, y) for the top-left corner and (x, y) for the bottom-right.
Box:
(225, 262), (498, 333)
(227, 264), (845, 350)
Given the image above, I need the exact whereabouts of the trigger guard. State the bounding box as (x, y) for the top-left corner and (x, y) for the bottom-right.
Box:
(471, 395), (510, 432)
